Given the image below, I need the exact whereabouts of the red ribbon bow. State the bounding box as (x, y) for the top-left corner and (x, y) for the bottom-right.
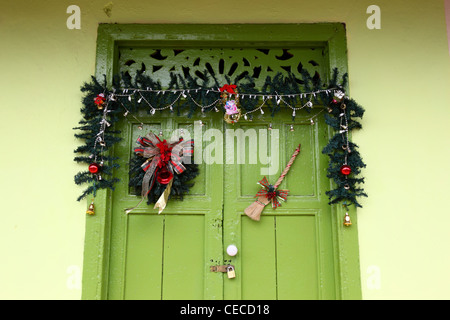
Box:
(220, 84), (237, 94)
(254, 177), (289, 209)
(156, 140), (172, 167)
(134, 132), (194, 198)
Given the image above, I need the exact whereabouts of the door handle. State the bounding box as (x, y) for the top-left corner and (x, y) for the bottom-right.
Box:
(226, 244), (238, 256)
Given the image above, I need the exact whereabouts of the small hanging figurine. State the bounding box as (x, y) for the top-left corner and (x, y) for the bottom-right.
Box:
(343, 212), (352, 226)
(220, 84), (241, 124)
(86, 199), (95, 215)
(245, 144), (301, 221)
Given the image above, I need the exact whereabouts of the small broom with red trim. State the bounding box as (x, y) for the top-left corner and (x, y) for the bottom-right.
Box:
(244, 144), (301, 221)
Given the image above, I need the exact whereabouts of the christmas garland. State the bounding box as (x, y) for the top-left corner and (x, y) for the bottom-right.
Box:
(74, 68), (367, 215)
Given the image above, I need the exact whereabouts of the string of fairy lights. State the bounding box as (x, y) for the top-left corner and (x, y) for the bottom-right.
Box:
(103, 86), (342, 131)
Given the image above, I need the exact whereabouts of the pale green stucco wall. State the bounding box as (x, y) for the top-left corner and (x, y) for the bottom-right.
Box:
(0, 0), (449, 300)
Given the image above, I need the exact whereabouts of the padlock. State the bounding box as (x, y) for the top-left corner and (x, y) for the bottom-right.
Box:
(227, 265), (236, 279)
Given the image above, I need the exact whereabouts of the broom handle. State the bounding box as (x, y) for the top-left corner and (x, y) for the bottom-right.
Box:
(274, 144), (301, 189)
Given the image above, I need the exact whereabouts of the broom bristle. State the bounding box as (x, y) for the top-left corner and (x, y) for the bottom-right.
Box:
(244, 196), (269, 221)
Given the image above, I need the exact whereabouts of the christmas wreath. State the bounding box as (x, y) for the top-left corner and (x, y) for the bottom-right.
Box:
(127, 132), (199, 214)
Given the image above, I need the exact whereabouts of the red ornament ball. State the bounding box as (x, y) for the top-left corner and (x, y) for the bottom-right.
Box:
(340, 164), (351, 175)
(89, 163), (100, 174)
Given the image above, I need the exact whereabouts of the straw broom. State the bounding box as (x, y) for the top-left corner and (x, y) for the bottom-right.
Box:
(244, 144), (301, 221)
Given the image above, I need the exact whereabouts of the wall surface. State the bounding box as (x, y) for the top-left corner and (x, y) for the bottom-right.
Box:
(0, 0), (449, 300)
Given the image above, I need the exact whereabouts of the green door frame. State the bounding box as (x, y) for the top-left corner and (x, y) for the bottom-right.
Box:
(81, 23), (362, 300)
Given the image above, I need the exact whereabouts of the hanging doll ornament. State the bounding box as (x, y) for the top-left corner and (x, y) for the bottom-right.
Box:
(125, 132), (194, 214)
(332, 90), (345, 104)
(245, 144), (301, 221)
(220, 84), (241, 124)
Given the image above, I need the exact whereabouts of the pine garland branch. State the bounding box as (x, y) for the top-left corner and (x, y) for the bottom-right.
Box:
(74, 69), (367, 209)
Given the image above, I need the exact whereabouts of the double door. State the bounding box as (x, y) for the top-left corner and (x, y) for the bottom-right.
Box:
(106, 108), (336, 300)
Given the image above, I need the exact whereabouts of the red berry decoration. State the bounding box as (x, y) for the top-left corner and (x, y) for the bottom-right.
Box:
(94, 93), (106, 109)
(340, 164), (351, 175)
(89, 163), (100, 174)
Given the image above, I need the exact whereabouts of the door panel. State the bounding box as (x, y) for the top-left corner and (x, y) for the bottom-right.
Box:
(240, 216), (277, 300)
(223, 110), (336, 300)
(275, 215), (318, 300)
(124, 214), (164, 300)
(283, 123), (317, 197)
(107, 111), (224, 300)
(236, 124), (270, 197)
(240, 215), (318, 300)
(122, 214), (206, 300)
(161, 215), (205, 300)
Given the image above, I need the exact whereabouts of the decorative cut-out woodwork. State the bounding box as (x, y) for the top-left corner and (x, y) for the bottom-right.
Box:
(118, 47), (327, 87)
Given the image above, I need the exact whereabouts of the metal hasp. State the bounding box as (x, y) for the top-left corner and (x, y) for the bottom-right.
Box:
(210, 265), (234, 273)
(210, 265), (236, 279)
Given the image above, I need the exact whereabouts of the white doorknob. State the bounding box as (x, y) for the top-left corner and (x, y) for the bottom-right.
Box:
(226, 245), (238, 256)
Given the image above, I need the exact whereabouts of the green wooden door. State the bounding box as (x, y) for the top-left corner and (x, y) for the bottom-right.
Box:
(223, 111), (336, 300)
(106, 107), (335, 300)
(108, 111), (224, 299)
(82, 24), (362, 300)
